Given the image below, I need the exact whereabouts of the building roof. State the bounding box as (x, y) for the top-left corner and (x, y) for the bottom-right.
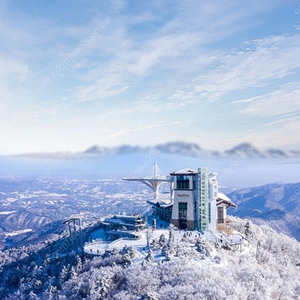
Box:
(103, 214), (144, 227)
(217, 192), (237, 208)
(146, 200), (173, 208)
(170, 167), (198, 175)
(113, 214), (142, 221)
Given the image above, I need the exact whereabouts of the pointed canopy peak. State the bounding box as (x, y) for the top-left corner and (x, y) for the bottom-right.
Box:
(170, 167), (198, 175)
(217, 192), (237, 208)
(217, 192), (231, 201)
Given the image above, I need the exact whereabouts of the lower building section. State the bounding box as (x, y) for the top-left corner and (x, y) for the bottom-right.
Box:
(171, 219), (195, 230)
(147, 200), (173, 223)
(171, 190), (196, 230)
(187, 220), (195, 230)
(217, 222), (234, 235)
(171, 219), (180, 229)
(102, 215), (146, 241)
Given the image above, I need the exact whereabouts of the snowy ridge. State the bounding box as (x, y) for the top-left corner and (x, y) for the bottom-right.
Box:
(84, 224), (247, 262)
(0, 217), (299, 299)
(228, 182), (300, 241)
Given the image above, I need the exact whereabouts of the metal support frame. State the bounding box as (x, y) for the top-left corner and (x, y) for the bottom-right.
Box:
(123, 162), (172, 199)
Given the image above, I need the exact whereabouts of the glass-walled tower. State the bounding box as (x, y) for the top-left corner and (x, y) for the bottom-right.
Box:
(196, 167), (209, 231)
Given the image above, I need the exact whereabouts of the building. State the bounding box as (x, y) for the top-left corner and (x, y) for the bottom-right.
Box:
(123, 164), (236, 232)
(146, 200), (173, 223)
(102, 214), (146, 241)
(169, 167), (236, 231)
(215, 192), (237, 233)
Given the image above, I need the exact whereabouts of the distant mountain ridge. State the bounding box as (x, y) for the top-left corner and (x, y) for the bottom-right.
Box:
(227, 182), (300, 241)
(11, 141), (300, 159)
(83, 141), (300, 159)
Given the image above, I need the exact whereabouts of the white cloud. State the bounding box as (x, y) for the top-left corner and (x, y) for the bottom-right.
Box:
(169, 90), (194, 101)
(98, 120), (183, 141)
(237, 115), (300, 149)
(191, 33), (300, 101)
(77, 74), (129, 101)
(73, 1), (280, 103)
(235, 82), (300, 116)
(0, 56), (29, 83)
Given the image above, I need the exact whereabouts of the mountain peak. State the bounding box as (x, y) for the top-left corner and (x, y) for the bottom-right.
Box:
(81, 141), (299, 159)
(224, 143), (262, 158)
(83, 145), (109, 155)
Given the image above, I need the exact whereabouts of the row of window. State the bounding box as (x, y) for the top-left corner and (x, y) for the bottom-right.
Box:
(178, 202), (225, 224)
(176, 175), (190, 189)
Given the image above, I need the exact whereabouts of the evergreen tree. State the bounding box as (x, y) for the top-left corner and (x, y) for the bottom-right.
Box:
(150, 238), (159, 249)
(244, 220), (252, 239)
(145, 249), (154, 264)
(158, 234), (166, 247)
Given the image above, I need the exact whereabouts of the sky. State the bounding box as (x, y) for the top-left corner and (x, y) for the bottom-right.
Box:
(1, 0), (300, 155)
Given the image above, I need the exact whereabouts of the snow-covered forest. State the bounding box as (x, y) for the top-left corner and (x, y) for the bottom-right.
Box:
(0, 217), (299, 300)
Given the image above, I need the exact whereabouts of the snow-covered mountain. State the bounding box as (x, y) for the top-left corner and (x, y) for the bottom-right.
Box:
(0, 178), (300, 298)
(84, 141), (300, 159)
(84, 144), (146, 156)
(227, 182), (300, 241)
(0, 179), (154, 250)
(224, 143), (262, 158)
(1, 178), (300, 252)
(0, 217), (299, 299)
(155, 141), (221, 158)
(13, 141), (300, 159)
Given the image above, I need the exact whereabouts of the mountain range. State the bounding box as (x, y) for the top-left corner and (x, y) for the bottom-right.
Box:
(14, 141), (300, 159)
(227, 182), (300, 241)
(1, 178), (300, 250)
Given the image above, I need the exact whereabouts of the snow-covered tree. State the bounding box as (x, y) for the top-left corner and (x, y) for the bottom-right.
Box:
(145, 249), (154, 264)
(145, 229), (152, 248)
(158, 234), (166, 247)
(150, 238), (159, 249)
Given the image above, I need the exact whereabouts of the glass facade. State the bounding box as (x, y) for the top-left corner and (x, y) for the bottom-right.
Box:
(217, 207), (224, 224)
(178, 202), (187, 219)
(176, 175), (190, 189)
(197, 167), (209, 231)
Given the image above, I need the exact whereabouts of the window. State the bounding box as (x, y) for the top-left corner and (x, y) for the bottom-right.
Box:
(178, 202), (187, 219)
(217, 207), (224, 224)
(208, 203), (211, 223)
(176, 175), (190, 189)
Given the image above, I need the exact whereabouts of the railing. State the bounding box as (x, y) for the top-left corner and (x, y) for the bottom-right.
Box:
(106, 237), (139, 250)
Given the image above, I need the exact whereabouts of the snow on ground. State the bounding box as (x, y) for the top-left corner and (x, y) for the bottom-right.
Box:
(5, 198), (18, 202)
(0, 210), (17, 215)
(84, 223), (248, 266)
(84, 241), (109, 255)
(5, 229), (32, 237)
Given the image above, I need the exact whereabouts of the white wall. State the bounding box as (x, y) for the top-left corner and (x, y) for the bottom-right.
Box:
(172, 190), (195, 221)
(209, 174), (218, 230)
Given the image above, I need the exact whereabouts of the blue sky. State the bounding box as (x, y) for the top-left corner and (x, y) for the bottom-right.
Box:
(1, 0), (300, 154)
